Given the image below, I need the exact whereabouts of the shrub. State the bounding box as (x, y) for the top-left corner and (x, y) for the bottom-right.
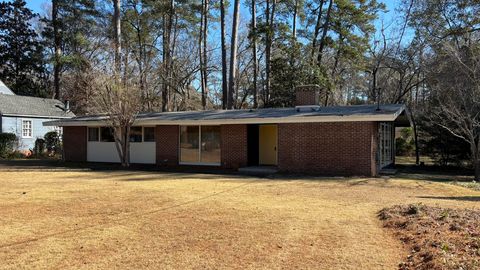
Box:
(0, 133), (18, 158)
(44, 131), (61, 153)
(34, 138), (46, 157)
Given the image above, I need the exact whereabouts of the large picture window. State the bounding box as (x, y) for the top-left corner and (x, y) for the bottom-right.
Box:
(180, 126), (220, 165)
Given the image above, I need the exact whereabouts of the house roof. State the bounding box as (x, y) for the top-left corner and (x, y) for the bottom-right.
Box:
(0, 80), (15, 95)
(44, 104), (410, 126)
(0, 94), (75, 118)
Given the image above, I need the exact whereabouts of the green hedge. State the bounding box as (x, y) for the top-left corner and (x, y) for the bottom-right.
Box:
(44, 131), (61, 153)
(0, 133), (18, 158)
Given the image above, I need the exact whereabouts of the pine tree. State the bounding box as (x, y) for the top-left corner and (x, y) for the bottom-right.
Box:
(0, 0), (47, 96)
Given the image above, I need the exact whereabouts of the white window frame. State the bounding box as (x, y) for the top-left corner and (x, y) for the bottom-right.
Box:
(379, 122), (394, 169)
(22, 120), (33, 138)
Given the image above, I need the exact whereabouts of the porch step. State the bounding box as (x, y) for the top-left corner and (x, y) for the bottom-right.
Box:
(379, 168), (397, 175)
(238, 166), (279, 176)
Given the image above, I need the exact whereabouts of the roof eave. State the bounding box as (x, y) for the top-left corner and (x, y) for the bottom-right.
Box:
(3, 113), (74, 119)
(44, 114), (401, 127)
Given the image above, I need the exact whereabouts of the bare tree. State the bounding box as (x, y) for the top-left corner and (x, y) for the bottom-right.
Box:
(427, 43), (480, 180)
(91, 77), (142, 167)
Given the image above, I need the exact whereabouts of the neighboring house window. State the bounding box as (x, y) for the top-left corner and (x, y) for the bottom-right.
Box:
(22, 120), (32, 138)
(88, 127), (99, 141)
(179, 125), (220, 164)
(54, 126), (63, 135)
(143, 127), (155, 142)
(129, 127), (142, 142)
(100, 127), (115, 142)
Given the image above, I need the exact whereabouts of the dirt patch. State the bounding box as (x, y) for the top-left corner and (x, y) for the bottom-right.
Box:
(379, 204), (480, 270)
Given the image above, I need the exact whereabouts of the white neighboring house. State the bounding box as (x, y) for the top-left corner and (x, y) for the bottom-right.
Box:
(0, 80), (75, 151)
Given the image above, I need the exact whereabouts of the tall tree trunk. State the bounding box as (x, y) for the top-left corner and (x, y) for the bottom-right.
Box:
(472, 143), (479, 181)
(220, 0), (228, 109)
(292, 0), (297, 40)
(199, 0), (206, 109)
(475, 156), (479, 181)
(311, 0), (325, 62)
(264, 0), (276, 106)
(317, 0), (333, 65)
(228, 0), (240, 109)
(251, 0), (258, 108)
(113, 0), (122, 77)
(162, 0), (175, 112)
(412, 114), (420, 165)
(52, 0), (61, 99)
(202, 0), (208, 110)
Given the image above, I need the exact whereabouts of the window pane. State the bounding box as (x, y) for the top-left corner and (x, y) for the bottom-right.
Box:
(100, 127), (115, 142)
(200, 126), (220, 163)
(144, 127), (155, 142)
(22, 120), (32, 137)
(88, 127), (99, 141)
(180, 126), (199, 163)
(129, 127), (142, 142)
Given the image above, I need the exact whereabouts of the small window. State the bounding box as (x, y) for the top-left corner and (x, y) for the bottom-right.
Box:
(144, 127), (155, 142)
(22, 120), (32, 138)
(54, 126), (63, 136)
(88, 127), (99, 141)
(129, 127), (143, 142)
(100, 127), (115, 142)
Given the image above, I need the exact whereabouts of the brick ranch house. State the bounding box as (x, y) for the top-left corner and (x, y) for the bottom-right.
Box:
(45, 86), (410, 176)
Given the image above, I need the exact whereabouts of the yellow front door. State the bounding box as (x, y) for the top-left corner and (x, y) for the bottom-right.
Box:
(259, 124), (277, 165)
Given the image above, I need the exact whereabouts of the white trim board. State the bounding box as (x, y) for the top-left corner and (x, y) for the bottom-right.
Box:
(44, 114), (402, 127)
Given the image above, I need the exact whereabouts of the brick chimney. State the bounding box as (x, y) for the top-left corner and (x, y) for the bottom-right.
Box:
(295, 85), (321, 106)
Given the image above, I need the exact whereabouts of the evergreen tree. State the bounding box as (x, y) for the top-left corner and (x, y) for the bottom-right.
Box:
(0, 0), (47, 96)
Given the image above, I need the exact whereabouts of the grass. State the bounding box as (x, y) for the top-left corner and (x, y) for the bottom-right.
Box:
(1, 170), (479, 269)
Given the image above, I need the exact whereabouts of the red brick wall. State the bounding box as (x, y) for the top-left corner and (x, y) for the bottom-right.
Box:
(278, 122), (377, 176)
(295, 85), (320, 106)
(63, 126), (87, 162)
(155, 125), (179, 166)
(371, 123), (379, 176)
(221, 124), (248, 169)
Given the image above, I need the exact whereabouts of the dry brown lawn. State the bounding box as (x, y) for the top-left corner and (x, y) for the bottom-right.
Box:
(0, 170), (479, 269)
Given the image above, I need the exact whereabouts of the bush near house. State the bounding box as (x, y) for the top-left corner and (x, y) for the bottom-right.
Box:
(33, 138), (46, 157)
(44, 131), (61, 155)
(0, 133), (17, 158)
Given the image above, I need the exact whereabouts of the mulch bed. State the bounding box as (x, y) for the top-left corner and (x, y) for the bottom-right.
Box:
(379, 204), (480, 270)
